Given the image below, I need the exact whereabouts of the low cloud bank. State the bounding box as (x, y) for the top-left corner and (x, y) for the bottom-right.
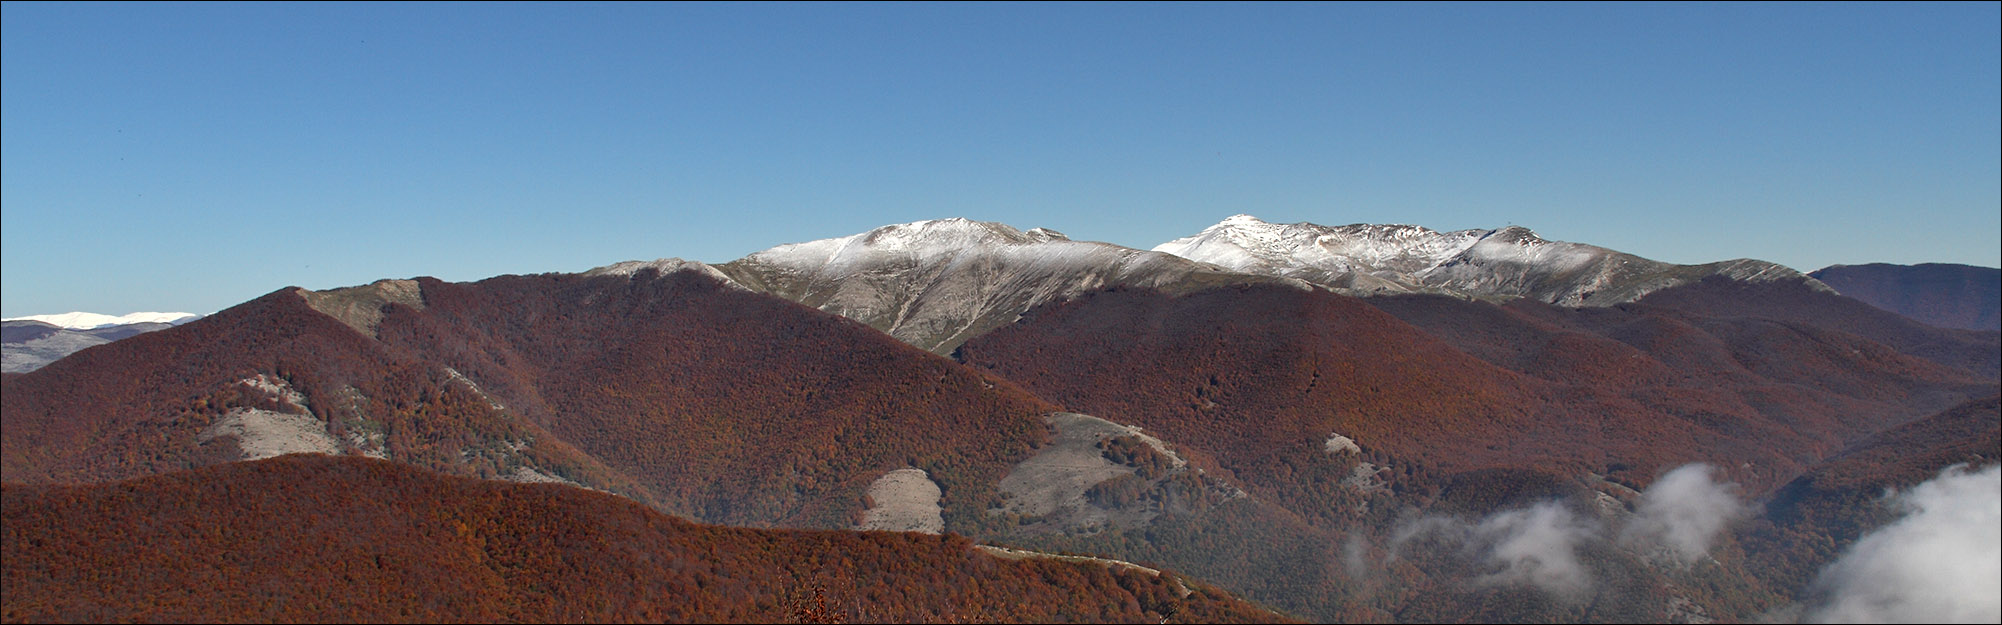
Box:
(1805, 464), (2001, 624)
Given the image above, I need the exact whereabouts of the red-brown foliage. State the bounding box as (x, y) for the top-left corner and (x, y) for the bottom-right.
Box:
(365, 269), (1058, 528)
(3, 268), (1059, 533)
(1, 455), (1291, 623)
(958, 284), (1992, 499)
(1, 289), (635, 497)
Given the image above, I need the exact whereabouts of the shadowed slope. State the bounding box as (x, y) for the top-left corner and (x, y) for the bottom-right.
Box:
(1811, 263), (2000, 332)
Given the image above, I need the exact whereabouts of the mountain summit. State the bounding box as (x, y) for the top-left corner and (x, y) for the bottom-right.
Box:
(1154, 215), (1823, 306)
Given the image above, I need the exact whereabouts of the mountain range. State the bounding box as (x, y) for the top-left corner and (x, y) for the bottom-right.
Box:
(4, 215), (1996, 623)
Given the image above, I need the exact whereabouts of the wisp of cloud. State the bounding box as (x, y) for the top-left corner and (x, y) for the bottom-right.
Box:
(1805, 464), (2001, 624)
(1622, 463), (1746, 563)
(1473, 502), (1598, 597)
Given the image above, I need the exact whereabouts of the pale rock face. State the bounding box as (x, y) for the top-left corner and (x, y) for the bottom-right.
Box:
(713, 218), (1288, 354)
(994, 412), (1232, 534)
(856, 468), (946, 534)
(196, 376), (340, 460)
(1156, 215), (1827, 306)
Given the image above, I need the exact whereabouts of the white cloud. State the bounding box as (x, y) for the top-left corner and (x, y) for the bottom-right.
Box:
(1473, 502), (1597, 597)
(1622, 463), (1746, 563)
(1805, 464), (2002, 624)
(1390, 502), (1599, 598)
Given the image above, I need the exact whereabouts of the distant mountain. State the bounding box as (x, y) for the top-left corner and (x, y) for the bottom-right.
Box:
(1809, 263), (2001, 332)
(706, 218), (1290, 354)
(1, 313), (201, 373)
(3, 311), (199, 329)
(1154, 215), (1824, 306)
(3, 454), (1287, 624)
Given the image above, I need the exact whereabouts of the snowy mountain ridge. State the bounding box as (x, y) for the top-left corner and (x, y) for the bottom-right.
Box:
(704, 218), (1295, 354)
(1155, 214), (1825, 306)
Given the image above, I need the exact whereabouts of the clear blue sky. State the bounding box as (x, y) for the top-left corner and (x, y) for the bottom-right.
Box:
(4, 2), (1997, 317)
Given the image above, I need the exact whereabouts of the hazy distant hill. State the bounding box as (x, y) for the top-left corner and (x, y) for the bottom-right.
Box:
(1, 314), (200, 373)
(1810, 263), (2001, 332)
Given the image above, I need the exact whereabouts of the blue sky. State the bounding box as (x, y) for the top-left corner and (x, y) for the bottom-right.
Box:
(4, 2), (1997, 317)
